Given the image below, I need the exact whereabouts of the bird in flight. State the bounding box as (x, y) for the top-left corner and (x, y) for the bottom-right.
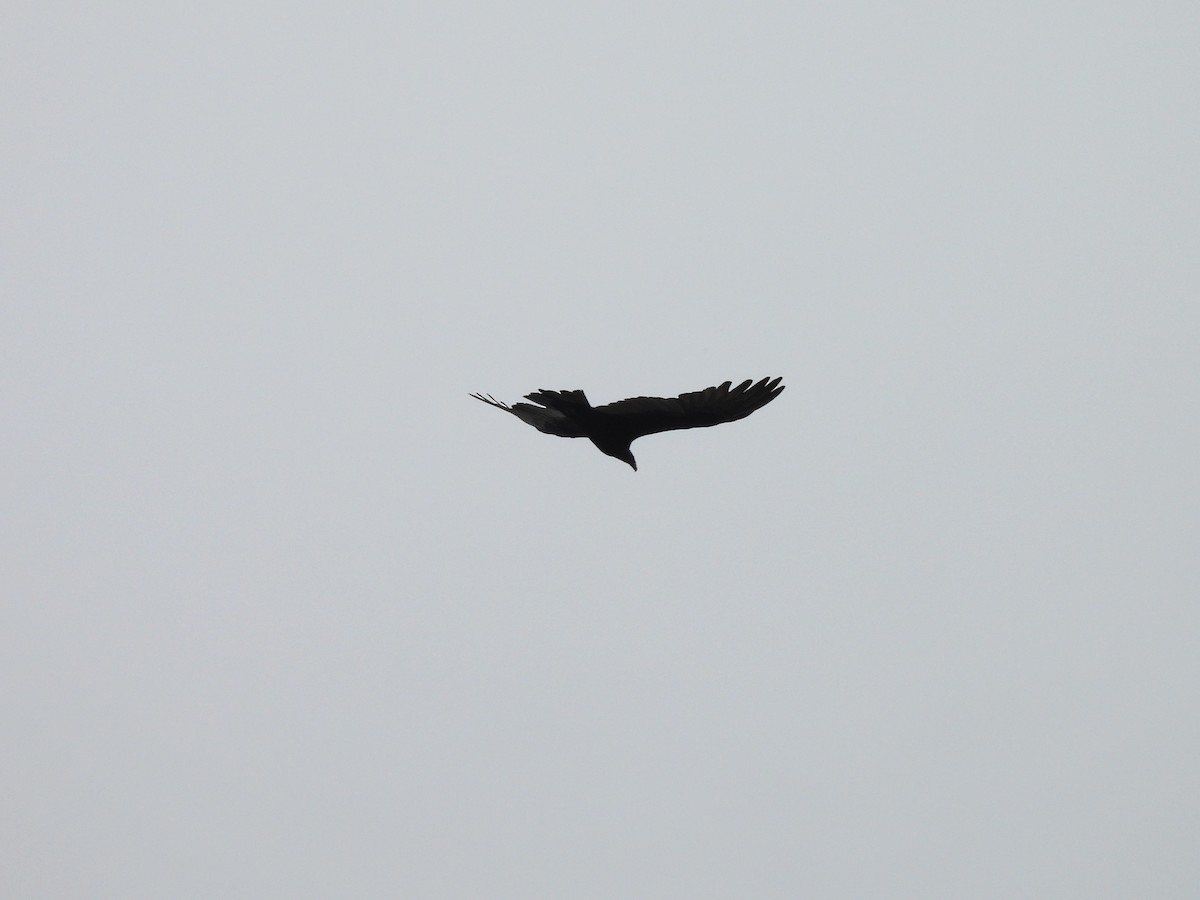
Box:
(470, 377), (784, 470)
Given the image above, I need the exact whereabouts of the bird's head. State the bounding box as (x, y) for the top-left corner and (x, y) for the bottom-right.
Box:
(589, 436), (638, 471)
(613, 447), (637, 471)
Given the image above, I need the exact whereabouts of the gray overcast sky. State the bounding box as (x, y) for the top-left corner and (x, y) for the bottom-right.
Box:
(3, 2), (1197, 897)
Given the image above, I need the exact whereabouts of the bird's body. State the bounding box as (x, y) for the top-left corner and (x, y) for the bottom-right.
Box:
(470, 377), (784, 470)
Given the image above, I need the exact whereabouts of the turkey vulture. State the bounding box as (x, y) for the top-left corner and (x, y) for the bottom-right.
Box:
(470, 377), (784, 470)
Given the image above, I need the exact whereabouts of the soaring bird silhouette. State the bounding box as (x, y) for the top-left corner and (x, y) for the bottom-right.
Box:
(470, 377), (784, 470)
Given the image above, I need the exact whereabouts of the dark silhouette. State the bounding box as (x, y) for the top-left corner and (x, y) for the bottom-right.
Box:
(470, 377), (784, 470)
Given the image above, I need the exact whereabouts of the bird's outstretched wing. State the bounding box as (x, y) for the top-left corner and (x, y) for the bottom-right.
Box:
(469, 392), (589, 438)
(594, 377), (784, 440)
(521, 389), (591, 415)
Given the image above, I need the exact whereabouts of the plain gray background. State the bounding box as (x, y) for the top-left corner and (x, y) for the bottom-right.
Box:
(3, 2), (1197, 897)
